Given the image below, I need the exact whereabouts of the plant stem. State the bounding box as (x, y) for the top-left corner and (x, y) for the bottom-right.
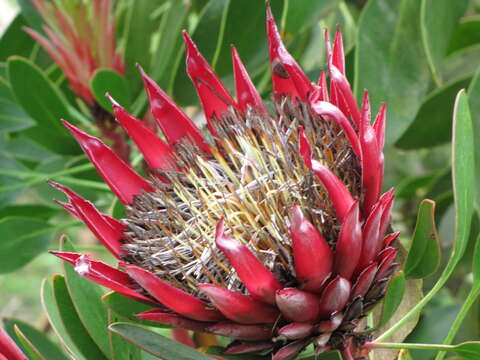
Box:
(375, 241), (464, 342)
(367, 342), (454, 351)
(434, 285), (480, 360)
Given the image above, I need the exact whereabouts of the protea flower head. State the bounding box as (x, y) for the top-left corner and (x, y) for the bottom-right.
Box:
(49, 5), (397, 359)
(25, 0), (124, 105)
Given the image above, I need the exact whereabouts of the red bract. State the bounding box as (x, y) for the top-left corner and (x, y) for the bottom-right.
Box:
(49, 5), (397, 359)
(0, 328), (26, 360)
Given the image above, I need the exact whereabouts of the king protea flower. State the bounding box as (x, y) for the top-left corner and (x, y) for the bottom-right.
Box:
(25, 0), (124, 105)
(49, 5), (397, 359)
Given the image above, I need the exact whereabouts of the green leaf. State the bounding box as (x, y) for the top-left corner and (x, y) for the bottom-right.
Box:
(283, 0), (338, 35)
(0, 15), (36, 61)
(396, 77), (470, 149)
(7, 56), (79, 155)
(109, 322), (211, 360)
(441, 44), (480, 84)
(173, 0), (284, 106)
(206, 346), (267, 360)
(91, 69), (130, 112)
(40, 278), (87, 360)
(472, 234), (480, 287)
(404, 199), (441, 278)
(0, 78), (34, 134)
(451, 90), (475, 264)
(124, 0), (165, 97)
(449, 342), (480, 359)
(405, 304), (460, 359)
(448, 16), (480, 54)
(354, 0), (431, 144)
(108, 311), (142, 360)
(17, 0), (44, 32)
(61, 237), (111, 358)
(0, 217), (51, 273)
(3, 136), (57, 163)
(52, 274), (107, 360)
(377, 271), (406, 328)
(0, 204), (57, 220)
(3, 318), (68, 360)
(102, 291), (160, 327)
(396, 170), (445, 199)
(150, 0), (189, 89)
(420, 0), (468, 85)
(467, 66), (480, 210)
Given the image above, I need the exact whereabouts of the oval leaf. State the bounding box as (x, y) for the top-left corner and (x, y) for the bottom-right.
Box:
(7, 57), (79, 155)
(91, 69), (130, 112)
(404, 199), (441, 279)
(0, 217), (52, 273)
(354, 0), (431, 144)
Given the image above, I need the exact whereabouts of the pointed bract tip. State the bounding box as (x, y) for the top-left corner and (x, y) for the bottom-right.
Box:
(215, 217), (226, 240)
(299, 127), (313, 169)
(105, 92), (121, 107)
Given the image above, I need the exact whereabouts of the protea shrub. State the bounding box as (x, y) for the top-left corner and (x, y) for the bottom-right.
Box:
(25, 0), (130, 161)
(49, 5), (397, 360)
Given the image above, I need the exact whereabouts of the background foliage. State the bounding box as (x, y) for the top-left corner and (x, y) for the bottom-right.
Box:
(0, 0), (480, 359)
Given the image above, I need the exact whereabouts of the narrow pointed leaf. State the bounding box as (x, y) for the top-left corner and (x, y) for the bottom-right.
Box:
(60, 238), (111, 358)
(109, 323), (211, 360)
(51, 275), (107, 359)
(3, 318), (68, 360)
